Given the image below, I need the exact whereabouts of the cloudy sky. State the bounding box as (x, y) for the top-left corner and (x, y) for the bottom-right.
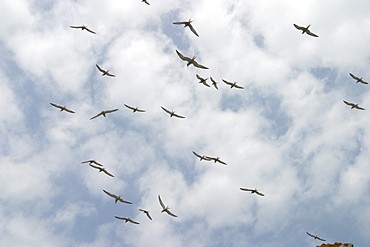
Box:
(0, 0), (369, 246)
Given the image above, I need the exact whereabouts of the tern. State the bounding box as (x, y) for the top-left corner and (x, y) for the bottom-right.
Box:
(124, 104), (146, 113)
(210, 77), (219, 90)
(139, 209), (152, 220)
(240, 188), (265, 196)
(349, 73), (368, 84)
(96, 64), (115, 77)
(205, 156), (227, 165)
(114, 216), (140, 224)
(176, 50), (209, 69)
(158, 195), (177, 217)
(293, 24), (319, 37)
(196, 74), (211, 87)
(50, 103), (75, 113)
(142, 0), (150, 5)
(161, 106), (185, 118)
(90, 109), (119, 120)
(69, 25), (96, 34)
(81, 160), (103, 166)
(192, 151), (212, 161)
(103, 190), (132, 204)
(343, 100), (365, 110)
(89, 164), (114, 177)
(222, 79), (244, 89)
(306, 232), (326, 241)
(173, 19), (199, 37)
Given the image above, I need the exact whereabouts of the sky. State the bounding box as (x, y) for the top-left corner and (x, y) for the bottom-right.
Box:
(0, 0), (369, 246)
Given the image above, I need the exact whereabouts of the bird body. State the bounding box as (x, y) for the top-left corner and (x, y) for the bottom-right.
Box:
(222, 79), (244, 89)
(349, 73), (368, 84)
(176, 50), (208, 69)
(210, 77), (219, 90)
(173, 19), (199, 37)
(139, 209), (152, 220)
(161, 106), (185, 118)
(240, 188), (265, 196)
(90, 109), (119, 120)
(50, 103), (75, 113)
(89, 164), (114, 177)
(103, 190), (132, 204)
(115, 216), (139, 224)
(343, 100), (365, 110)
(293, 24), (319, 37)
(124, 104), (145, 112)
(70, 25), (96, 34)
(196, 74), (210, 87)
(306, 232), (326, 241)
(96, 64), (115, 77)
(158, 195), (177, 217)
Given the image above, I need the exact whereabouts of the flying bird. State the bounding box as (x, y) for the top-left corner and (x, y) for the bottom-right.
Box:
(196, 74), (211, 87)
(89, 164), (114, 177)
(142, 0), (150, 5)
(210, 77), (219, 90)
(293, 24), (319, 37)
(96, 64), (115, 77)
(81, 160), (103, 166)
(69, 25), (96, 34)
(173, 19), (199, 37)
(103, 190), (132, 204)
(50, 103), (75, 113)
(343, 100), (365, 110)
(349, 73), (368, 84)
(124, 104), (146, 113)
(114, 216), (140, 224)
(161, 106), (185, 118)
(240, 188), (265, 196)
(176, 50), (208, 69)
(306, 232), (326, 241)
(90, 109), (119, 120)
(158, 195), (177, 217)
(139, 209), (152, 220)
(222, 79), (244, 89)
(205, 156), (227, 165)
(192, 151), (212, 161)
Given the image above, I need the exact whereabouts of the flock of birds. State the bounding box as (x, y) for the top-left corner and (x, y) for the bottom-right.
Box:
(45, 4), (363, 244)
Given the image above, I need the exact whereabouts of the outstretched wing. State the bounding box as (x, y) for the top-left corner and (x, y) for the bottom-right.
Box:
(306, 29), (318, 37)
(50, 103), (63, 110)
(103, 189), (118, 199)
(70, 25), (82, 29)
(64, 108), (75, 113)
(84, 27), (96, 34)
(343, 100), (354, 107)
(192, 60), (209, 69)
(349, 73), (359, 80)
(102, 169), (114, 177)
(105, 71), (115, 77)
(158, 195), (165, 210)
(105, 109), (119, 114)
(293, 24), (305, 31)
(124, 104), (136, 111)
(222, 79), (233, 86)
(90, 111), (103, 120)
(188, 23), (199, 37)
(316, 236), (326, 241)
(216, 159), (227, 165)
(161, 106), (172, 115)
(355, 105), (365, 110)
(234, 84), (244, 89)
(165, 209), (178, 217)
(143, 0), (150, 5)
(196, 74), (205, 81)
(118, 197), (133, 204)
(89, 164), (102, 170)
(210, 77), (219, 89)
(192, 151), (203, 159)
(176, 50), (191, 62)
(255, 191), (265, 196)
(173, 113), (186, 119)
(173, 21), (188, 25)
(115, 216), (127, 221)
(96, 64), (105, 73)
(128, 218), (140, 224)
(240, 188), (253, 192)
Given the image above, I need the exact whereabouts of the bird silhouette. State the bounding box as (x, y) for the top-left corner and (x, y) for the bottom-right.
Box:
(349, 73), (368, 84)
(210, 77), (219, 90)
(173, 19), (199, 37)
(89, 164), (114, 177)
(114, 216), (139, 224)
(176, 50), (208, 69)
(81, 160), (103, 166)
(343, 100), (365, 110)
(90, 109), (119, 120)
(192, 151), (212, 161)
(96, 64), (115, 77)
(139, 209), (152, 220)
(222, 79), (244, 89)
(50, 103), (75, 113)
(124, 104), (146, 112)
(69, 25), (96, 34)
(158, 195), (177, 217)
(161, 106), (185, 118)
(240, 188), (265, 196)
(196, 74), (211, 87)
(103, 190), (132, 204)
(293, 24), (319, 37)
(306, 232), (326, 241)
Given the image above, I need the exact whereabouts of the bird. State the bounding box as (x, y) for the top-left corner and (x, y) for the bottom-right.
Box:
(81, 160), (103, 166)
(124, 104), (146, 113)
(50, 103), (75, 113)
(69, 25), (96, 34)
(240, 188), (265, 196)
(192, 151), (212, 161)
(293, 24), (319, 37)
(173, 19), (199, 37)
(103, 190), (132, 204)
(222, 79), (244, 89)
(161, 106), (185, 118)
(142, 0), (150, 5)
(343, 100), (365, 110)
(158, 195), (177, 217)
(89, 164), (114, 177)
(306, 232), (326, 241)
(90, 109), (119, 120)
(196, 74), (211, 87)
(205, 156), (227, 165)
(114, 216), (140, 224)
(176, 50), (209, 69)
(96, 64), (115, 77)
(210, 77), (219, 90)
(139, 209), (152, 220)
(349, 73), (368, 84)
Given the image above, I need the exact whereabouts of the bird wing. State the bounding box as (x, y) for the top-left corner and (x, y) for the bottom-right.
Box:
(222, 79), (233, 86)
(317, 237), (326, 241)
(196, 74), (204, 81)
(102, 169), (114, 177)
(355, 105), (365, 110)
(161, 106), (172, 115)
(306, 29), (318, 37)
(234, 84), (244, 89)
(205, 156), (216, 161)
(192, 151), (203, 159)
(90, 112), (103, 120)
(217, 159), (227, 165)
(144, 0), (150, 5)
(306, 232), (315, 238)
(255, 191), (265, 196)
(105, 109), (119, 114)
(136, 108), (146, 112)
(343, 100), (354, 107)
(360, 79), (368, 84)
(293, 24), (305, 31)
(210, 77), (219, 89)
(158, 195), (165, 209)
(118, 197), (133, 204)
(89, 164), (102, 170)
(91, 160), (103, 166)
(103, 190), (118, 199)
(146, 212), (152, 220)
(105, 71), (115, 77)
(192, 60), (209, 69)
(128, 218), (140, 224)
(124, 104), (135, 110)
(84, 27), (96, 34)
(70, 25), (82, 29)
(96, 64), (106, 73)
(176, 50), (191, 62)
(349, 73), (359, 80)
(188, 23), (199, 37)
(50, 103), (63, 110)
(240, 188), (253, 192)
(173, 21), (188, 25)
(64, 108), (75, 113)
(115, 216), (127, 221)
(81, 160), (92, 164)
(173, 112), (185, 118)
(165, 209), (178, 217)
